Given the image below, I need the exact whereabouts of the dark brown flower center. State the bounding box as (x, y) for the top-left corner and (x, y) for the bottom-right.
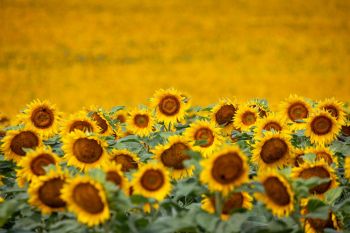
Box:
(211, 153), (244, 184)
(31, 106), (54, 129)
(263, 176), (291, 206)
(260, 138), (288, 164)
(38, 177), (66, 208)
(241, 111), (257, 126)
(106, 171), (122, 187)
(323, 105), (339, 119)
(194, 127), (214, 147)
(73, 183), (105, 214)
(158, 95), (181, 116)
(160, 142), (190, 170)
(112, 154), (138, 172)
(215, 104), (237, 126)
(263, 122), (282, 132)
(69, 120), (93, 133)
(299, 166), (332, 194)
(140, 169), (165, 191)
(73, 138), (103, 164)
(307, 213), (335, 232)
(134, 114), (149, 128)
(288, 102), (308, 121)
(211, 192), (244, 215)
(30, 153), (56, 176)
(342, 125), (350, 137)
(116, 114), (126, 123)
(311, 116), (333, 135)
(10, 131), (39, 156)
(0, 116), (10, 124)
(91, 112), (108, 134)
(316, 152), (333, 165)
(294, 153), (305, 167)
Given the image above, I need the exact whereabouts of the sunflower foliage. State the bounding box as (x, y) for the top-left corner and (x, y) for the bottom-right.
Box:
(0, 92), (350, 233)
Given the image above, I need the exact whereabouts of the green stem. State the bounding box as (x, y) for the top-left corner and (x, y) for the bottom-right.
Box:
(214, 192), (222, 216)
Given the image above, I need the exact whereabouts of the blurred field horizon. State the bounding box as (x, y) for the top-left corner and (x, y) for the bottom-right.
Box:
(1, 0), (350, 116)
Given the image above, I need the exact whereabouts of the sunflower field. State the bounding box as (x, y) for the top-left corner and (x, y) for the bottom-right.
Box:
(0, 89), (349, 233)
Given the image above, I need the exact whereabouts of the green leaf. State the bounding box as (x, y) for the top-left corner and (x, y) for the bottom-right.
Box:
(110, 106), (125, 114)
(195, 212), (220, 232)
(0, 199), (23, 227)
(226, 213), (249, 232)
(307, 198), (327, 212)
(325, 187), (343, 205)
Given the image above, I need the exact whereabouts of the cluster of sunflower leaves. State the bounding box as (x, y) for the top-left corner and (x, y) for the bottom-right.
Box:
(0, 91), (350, 233)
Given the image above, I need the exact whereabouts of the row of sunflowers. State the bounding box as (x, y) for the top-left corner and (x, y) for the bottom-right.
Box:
(0, 89), (350, 233)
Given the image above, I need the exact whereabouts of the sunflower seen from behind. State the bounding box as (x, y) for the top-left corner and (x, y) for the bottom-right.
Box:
(61, 176), (110, 227)
(20, 99), (61, 138)
(200, 146), (249, 196)
(131, 163), (171, 201)
(2, 129), (42, 163)
(201, 192), (252, 220)
(62, 131), (108, 171)
(184, 120), (222, 157)
(150, 88), (189, 125)
(28, 169), (68, 214)
(305, 110), (341, 145)
(255, 170), (294, 217)
(17, 147), (60, 187)
(252, 131), (292, 170)
(153, 135), (193, 179)
(126, 108), (154, 137)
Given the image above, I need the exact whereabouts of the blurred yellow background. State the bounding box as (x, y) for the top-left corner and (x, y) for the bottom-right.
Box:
(1, 0), (350, 116)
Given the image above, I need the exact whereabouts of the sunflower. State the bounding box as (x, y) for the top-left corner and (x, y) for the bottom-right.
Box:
(28, 169), (68, 214)
(143, 202), (159, 213)
(20, 99), (61, 138)
(291, 160), (338, 198)
(254, 113), (288, 136)
(345, 157), (350, 180)
(153, 135), (194, 179)
(17, 147), (61, 187)
(184, 120), (223, 157)
(200, 146), (249, 196)
(301, 199), (340, 233)
(61, 176), (110, 226)
(60, 111), (100, 135)
(126, 109), (154, 137)
(317, 98), (346, 125)
(131, 163), (171, 201)
(233, 105), (259, 131)
(211, 99), (238, 135)
(109, 149), (140, 172)
(0, 113), (10, 127)
(1, 129), (42, 163)
(304, 146), (338, 166)
(103, 163), (129, 194)
(292, 148), (306, 167)
(252, 131), (292, 170)
(279, 95), (312, 130)
(201, 192), (252, 220)
(62, 131), (109, 171)
(89, 110), (113, 135)
(112, 109), (128, 124)
(255, 170), (294, 217)
(150, 88), (189, 125)
(305, 110), (341, 145)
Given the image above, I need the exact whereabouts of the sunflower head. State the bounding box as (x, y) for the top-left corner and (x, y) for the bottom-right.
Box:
(211, 99), (238, 135)
(89, 110), (113, 135)
(20, 99), (61, 138)
(28, 169), (68, 214)
(306, 110), (341, 145)
(317, 98), (346, 125)
(304, 146), (338, 166)
(112, 109), (128, 124)
(109, 149), (140, 172)
(153, 135), (194, 179)
(255, 170), (294, 217)
(233, 105), (259, 131)
(252, 131), (292, 170)
(131, 163), (171, 201)
(1, 129), (42, 163)
(103, 163), (129, 194)
(62, 131), (109, 171)
(126, 108), (154, 137)
(17, 147), (60, 186)
(61, 176), (110, 226)
(255, 113), (287, 136)
(61, 111), (100, 135)
(150, 88), (189, 125)
(292, 160), (338, 197)
(200, 146), (249, 196)
(279, 95), (311, 129)
(201, 192), (252, 220)
(184, 120), (222, 157)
